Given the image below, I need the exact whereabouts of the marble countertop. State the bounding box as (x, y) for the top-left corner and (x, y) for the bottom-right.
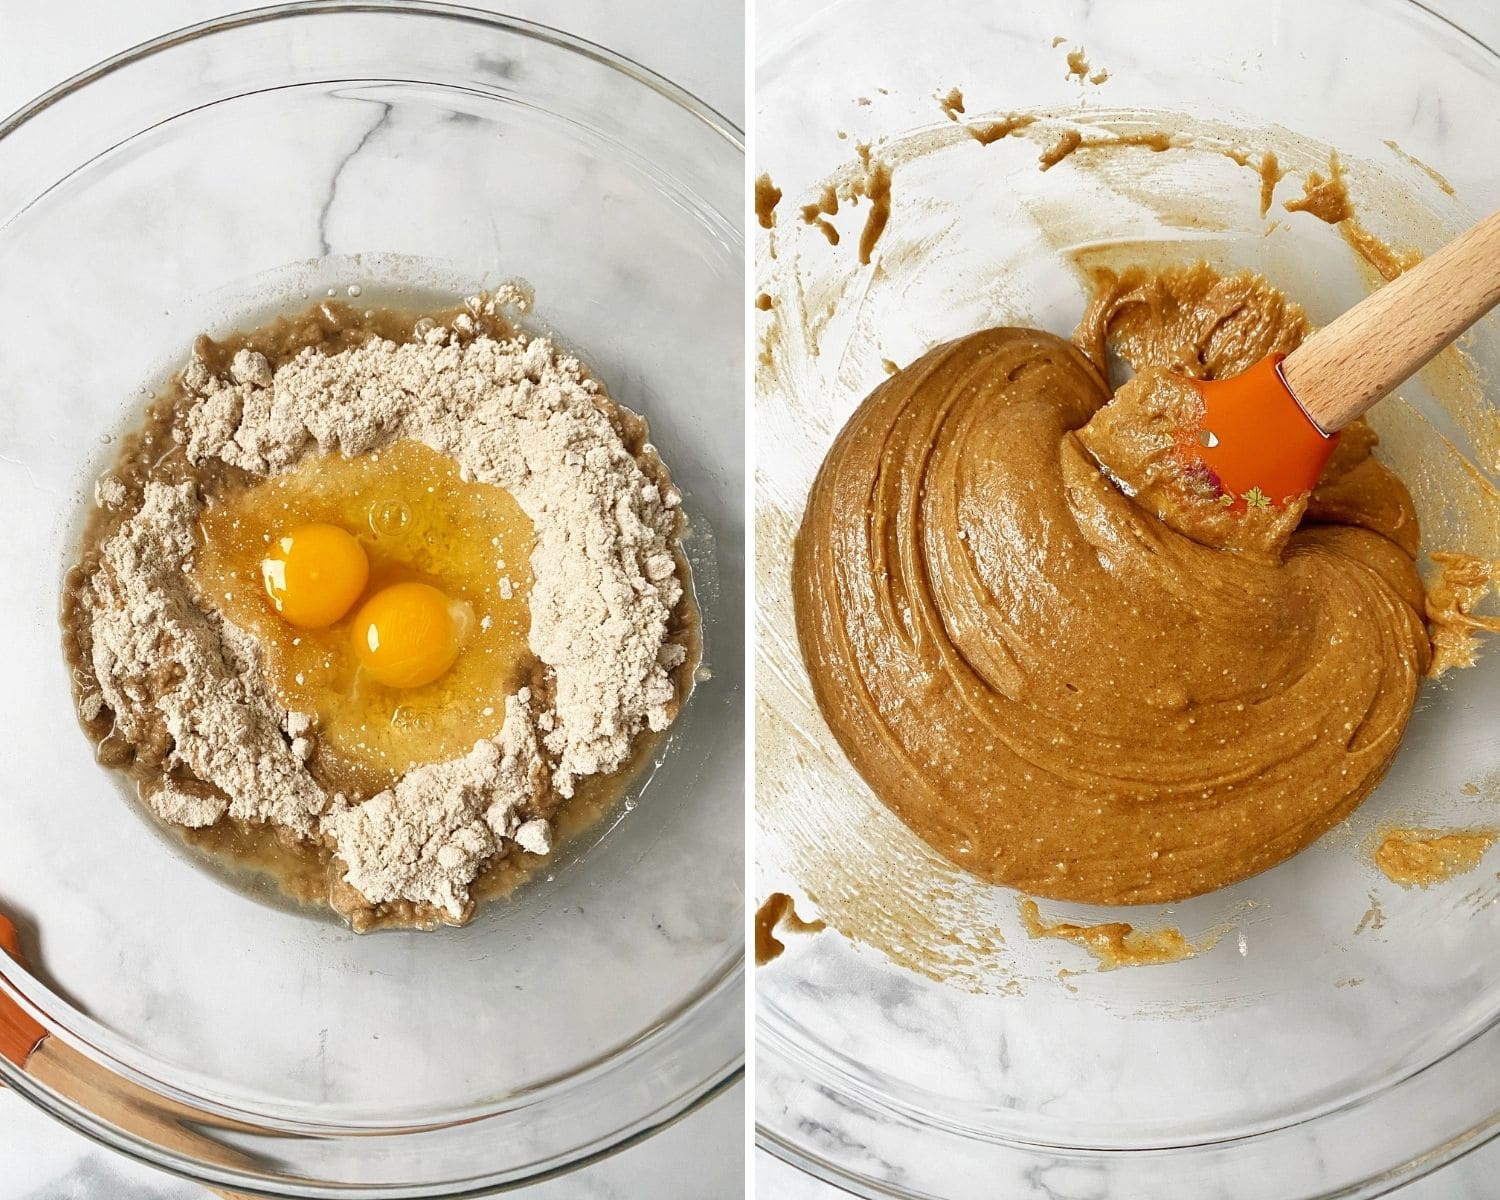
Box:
(755, 1149), (1500, 1200)
(0, 1), (743, 1197)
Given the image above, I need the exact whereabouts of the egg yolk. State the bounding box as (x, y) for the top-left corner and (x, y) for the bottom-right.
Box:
(193, 439), (534, 795)
(261, 523), (369, 629)
(351, 581), (471, 689)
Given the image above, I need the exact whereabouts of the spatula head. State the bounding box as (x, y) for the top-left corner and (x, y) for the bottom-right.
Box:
(1076, 352), (1341, 554)
(0, 912), (47, 1067)
(1192, 353), (1339, 512)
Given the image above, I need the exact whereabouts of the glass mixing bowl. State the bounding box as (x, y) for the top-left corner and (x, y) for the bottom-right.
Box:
(755, 1), (1500, 1196)
(0, 4), (743, 1194)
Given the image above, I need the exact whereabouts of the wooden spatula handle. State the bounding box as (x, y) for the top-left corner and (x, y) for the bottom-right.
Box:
(1282, 207), (1500, 433)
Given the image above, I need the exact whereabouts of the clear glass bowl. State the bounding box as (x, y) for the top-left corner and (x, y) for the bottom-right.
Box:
(755, 1), (1500, 1196)
(0, 5), (743, 1194)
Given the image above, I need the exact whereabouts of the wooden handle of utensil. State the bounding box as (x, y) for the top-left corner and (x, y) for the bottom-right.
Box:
(1282, 207), (1500, 433)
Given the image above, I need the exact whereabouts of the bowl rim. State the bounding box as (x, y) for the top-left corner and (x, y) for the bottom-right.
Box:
(0, 0), (745, 147)
(0, 1), (745, 1194)
(751, 0), (1500, 1196)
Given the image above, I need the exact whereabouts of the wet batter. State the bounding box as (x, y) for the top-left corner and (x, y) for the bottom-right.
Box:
(794, 263), (1430, 905)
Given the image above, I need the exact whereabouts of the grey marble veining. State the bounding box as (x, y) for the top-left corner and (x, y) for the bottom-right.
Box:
(317, 101), (396, 256)
(756, 1137), (1500, 1200)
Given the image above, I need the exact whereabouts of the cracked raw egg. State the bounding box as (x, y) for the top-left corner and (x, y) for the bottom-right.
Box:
(194, 439), (535, 795)
(352, 581), (472, 689)
(261, 522), (369, 629)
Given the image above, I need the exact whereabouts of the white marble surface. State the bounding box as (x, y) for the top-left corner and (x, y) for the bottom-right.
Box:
(756, 1146), (1499, 1200)
(752, 0), (1500, 1196)
(0, 1), (744, 1197)
(7, 1081), (744, 1200)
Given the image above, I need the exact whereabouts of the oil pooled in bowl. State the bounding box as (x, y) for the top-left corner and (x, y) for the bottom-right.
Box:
(196, 438), (536, 798)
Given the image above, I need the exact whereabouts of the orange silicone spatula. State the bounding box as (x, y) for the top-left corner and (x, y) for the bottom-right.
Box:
(0, 913), (46, 1069)
(1192, 206), (1500, 508)
(2, 912), (258, 1199)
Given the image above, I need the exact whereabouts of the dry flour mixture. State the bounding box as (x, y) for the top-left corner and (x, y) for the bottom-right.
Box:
(64, 293), (697, 931)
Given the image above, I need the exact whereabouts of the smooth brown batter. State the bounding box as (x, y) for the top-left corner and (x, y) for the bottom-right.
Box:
(754, 892), (827, 965)
(1039, 129), (1174, 172)
(1374, 828), (1497, 887)
(1283, 153), (1422, 282)
(801, 185), (841, 247)
(1019, 899), (1195, 969)
(937, 87), (965, 122)
(967, 113), (1036, 147)
(794, 263), (1431, 905)
(1383, 139), (1456, 197)
(755, 173), (783, 230)
(854, 147), (892, 266)
(1063, 48), (1109, 86)
(1039, 130), (1084, 170)
(1073, 264), (1409, 555)
(1425, 551), (1500, 674)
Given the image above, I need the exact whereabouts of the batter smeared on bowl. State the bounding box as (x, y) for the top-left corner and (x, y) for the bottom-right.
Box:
(63, 294), (697, 931)
(794, 263), (1434, 906)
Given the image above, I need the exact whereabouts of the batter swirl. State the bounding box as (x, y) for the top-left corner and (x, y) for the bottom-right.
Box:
(793, 265), (1430, 905)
